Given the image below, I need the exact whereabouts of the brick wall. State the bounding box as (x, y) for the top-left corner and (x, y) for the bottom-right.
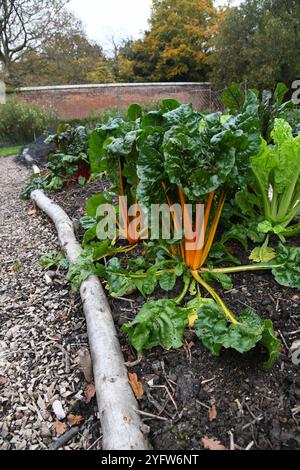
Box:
(13, 82), (211, 119)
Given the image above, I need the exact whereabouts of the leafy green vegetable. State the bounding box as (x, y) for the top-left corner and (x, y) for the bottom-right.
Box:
(67, 249), (96, 291)
(272, 244), (300, 288)
(249, 236), (276, 263)
(195, 304), (280, 367)
(201, 271), (233, 290)
(122, 299), (189, 352)
(40, 252), (68, 270)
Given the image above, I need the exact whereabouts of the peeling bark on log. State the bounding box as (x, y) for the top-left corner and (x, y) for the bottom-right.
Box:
(31, 189), (150, 450)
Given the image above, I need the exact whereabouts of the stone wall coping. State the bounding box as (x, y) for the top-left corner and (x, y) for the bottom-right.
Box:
(16, 82), (211, 93)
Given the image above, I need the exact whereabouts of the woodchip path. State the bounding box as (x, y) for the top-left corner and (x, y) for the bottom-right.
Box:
(0, 156), (101, 450)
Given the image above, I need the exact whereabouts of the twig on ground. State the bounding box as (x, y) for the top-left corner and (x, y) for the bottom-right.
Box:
(196, 400), (210, 409)
(134, 409), (169, 421)
(278, 329), (289, 351)
(48, 426), (80, 450)
(124, 352), (143, 368)
(201, 376), (216, 385)
(52, 343), (71, 374)
(245, 441), (255, 450)
(87, 435), (103, 450)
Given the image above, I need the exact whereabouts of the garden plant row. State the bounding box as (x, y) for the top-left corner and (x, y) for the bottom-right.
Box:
(23, 83), (300, 369)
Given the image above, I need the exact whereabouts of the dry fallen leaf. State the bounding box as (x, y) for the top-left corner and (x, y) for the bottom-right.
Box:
(0, 376), (8, 385)
(59, 309), (69, 322)
(128, 372), (144, 400)
(292, 295), (300, 301)
(54, 420), (67, 436)
(85, 383), (96, 403)
(208, 404), (217, 422)
(27, 208), (37, 217)
(202, 436), (227, 451)
(48, 334), (62, 342)
(68, 414), (84, 426)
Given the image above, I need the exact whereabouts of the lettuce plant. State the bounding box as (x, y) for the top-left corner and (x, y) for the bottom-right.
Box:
(234, 118), (300, 245)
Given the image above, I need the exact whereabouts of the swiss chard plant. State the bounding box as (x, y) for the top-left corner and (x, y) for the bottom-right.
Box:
(67, 97), (300, 368)
(22, 124), (92, 199)
(222, 82), (293, 143)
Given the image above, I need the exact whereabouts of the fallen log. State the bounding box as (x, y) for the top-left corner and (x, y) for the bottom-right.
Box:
(31, 189), (150, 450)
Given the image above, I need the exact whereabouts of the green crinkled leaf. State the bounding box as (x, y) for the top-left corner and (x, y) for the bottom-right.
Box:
(195, 305), (280, 366)
(67, 248), (96, 291)
(201, 271), (233, 290)
(159, 271), (177, 291)
(163, 103), (202, 134)
(236, 189), (261, 217)
(122, 300), (189, 352)
(258, 220), (274, 234)
(221, 310), (264, 354)
(221, 225), (249, 250)
(89, 129), (108, 174)
(163, 124), (236, 199)
(222, 83), (245, 112)
(272, 244), (300, 288)
(106, 258), (136, 297)
(127, 104), (143, 121)
(249, 243), (276, 263)
(195, 303), (228, 355)
(160, 99), (181, 114)
(260, 320), (281, 368)
(83, 226), (97, 246)
(86, 194), (111, 217)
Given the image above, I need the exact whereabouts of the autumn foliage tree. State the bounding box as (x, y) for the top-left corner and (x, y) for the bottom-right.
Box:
(14, 30), (114, 86)
(118, 0), (221, 82)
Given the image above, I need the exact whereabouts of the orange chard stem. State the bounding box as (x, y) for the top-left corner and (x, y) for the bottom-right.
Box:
(191, 191), (215, 271)
(199, 191), (226, 268)
(162, 182), (185, 260)
(119, 158), (136, 245)
(178, 187), (195, 268)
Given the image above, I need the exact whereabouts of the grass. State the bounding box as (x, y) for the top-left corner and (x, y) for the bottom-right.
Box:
(0, 145), (22, 157)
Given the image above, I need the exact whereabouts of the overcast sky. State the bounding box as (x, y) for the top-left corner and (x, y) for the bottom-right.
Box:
(68, 0), (241, 52)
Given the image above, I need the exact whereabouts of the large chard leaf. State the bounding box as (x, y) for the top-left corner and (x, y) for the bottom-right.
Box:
(163, 103), (202, 134)
(122, 300), (189, 352)
(272, 244), (300, 288)
(163, 122), (236, 199)
(222, 83), (246, 112)
(106, 258), (137, 297)
(195, 304), (280, 367)
(122, 296), (216, 353)
(89, 118), (123, 174)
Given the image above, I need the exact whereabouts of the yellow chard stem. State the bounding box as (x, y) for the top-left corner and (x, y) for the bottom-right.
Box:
(200, 191), (226, 268)
(191, 270), (239, 325)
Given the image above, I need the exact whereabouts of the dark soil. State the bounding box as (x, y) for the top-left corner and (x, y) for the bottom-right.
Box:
(38, 180), (300, 451)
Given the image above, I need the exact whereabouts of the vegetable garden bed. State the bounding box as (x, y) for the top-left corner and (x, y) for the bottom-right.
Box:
(45, 181), (300, 450)
(22, 85), (300, 450)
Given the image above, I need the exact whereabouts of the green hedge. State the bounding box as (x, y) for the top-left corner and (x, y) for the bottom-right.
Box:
(0, 100), (58, 144)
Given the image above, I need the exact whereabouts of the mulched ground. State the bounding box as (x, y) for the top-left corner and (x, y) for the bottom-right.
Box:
(48, 179), (300, 451)
(0, 157), (101, 450)
(4, 142), (299, 450)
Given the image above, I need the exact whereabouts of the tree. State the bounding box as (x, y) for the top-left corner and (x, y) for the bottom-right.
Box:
(0, 0), (77, 80)
(210, 0), (300, 90)
(14, 30), (114, 86)
(117, 0), (221, 82)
